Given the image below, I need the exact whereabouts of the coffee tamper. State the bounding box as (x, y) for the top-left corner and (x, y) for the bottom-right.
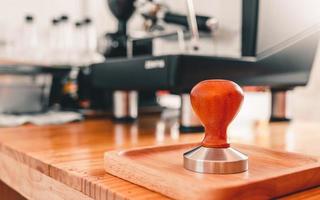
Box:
(183, 80), (248, 174)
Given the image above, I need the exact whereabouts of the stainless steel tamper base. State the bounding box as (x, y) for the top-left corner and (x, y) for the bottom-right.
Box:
(183, 146), (248, 174)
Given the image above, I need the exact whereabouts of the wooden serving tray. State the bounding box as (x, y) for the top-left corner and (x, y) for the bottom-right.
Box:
(104, 143), (320, 200)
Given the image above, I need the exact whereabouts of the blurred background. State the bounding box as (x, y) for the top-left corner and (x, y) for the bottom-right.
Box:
(0, 0), (243, 64)
(0, 0), (319, 128)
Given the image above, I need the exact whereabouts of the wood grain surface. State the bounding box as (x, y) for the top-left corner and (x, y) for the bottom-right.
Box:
(0, 151), (92, 200)
(104, 143), (320, 200)
(0, 114), (319, 199)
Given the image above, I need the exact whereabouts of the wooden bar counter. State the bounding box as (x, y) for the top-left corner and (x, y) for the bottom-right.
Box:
(0, 114), (319, 199)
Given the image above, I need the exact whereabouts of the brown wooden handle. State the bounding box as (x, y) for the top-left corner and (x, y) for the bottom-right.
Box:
(190, 80), (244, 148)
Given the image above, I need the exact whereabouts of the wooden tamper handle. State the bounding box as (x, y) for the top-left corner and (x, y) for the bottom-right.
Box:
(190, 80), (244, 148)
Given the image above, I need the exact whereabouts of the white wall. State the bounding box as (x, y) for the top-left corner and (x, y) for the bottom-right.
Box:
(0, 0), (82, 29)
(257, 0), (320, 54)
(290, 42), (320, 122)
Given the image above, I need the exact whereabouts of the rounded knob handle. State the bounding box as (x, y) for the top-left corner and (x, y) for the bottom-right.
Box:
(190, 80), (244, 148)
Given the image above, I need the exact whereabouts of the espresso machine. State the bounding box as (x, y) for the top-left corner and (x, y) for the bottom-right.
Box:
(90, 0), (320, 131)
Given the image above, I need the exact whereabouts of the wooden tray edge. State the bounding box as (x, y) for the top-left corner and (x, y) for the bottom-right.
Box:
(104, 143), (320, 200)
